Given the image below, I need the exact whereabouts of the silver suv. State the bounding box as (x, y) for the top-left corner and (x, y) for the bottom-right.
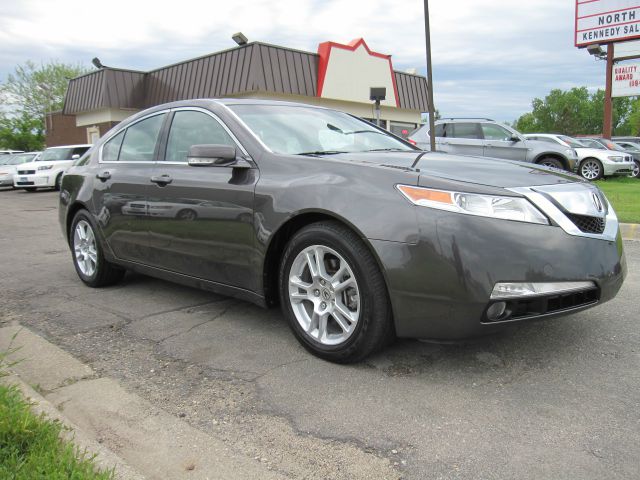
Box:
(410, 119), (577, 172)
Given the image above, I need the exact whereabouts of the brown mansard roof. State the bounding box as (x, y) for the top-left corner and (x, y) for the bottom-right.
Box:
(63, 42), (429, 115)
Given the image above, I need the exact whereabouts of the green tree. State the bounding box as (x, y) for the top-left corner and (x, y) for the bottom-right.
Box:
(0, 60), (90, 150)
(513, 87), (636, 136)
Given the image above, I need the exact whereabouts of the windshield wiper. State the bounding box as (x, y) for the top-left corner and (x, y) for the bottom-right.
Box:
(295, 150), (349, 156)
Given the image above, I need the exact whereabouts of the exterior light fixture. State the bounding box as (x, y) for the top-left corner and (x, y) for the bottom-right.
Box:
(91, 57), (105, 69)
(586, 44), (606, 60)
(232, 32), (248, 46)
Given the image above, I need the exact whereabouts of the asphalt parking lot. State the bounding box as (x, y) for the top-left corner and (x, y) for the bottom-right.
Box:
(0, 187), (638, 479)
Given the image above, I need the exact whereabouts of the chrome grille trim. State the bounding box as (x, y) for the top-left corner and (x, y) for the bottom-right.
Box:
(508, 184), (619, 242)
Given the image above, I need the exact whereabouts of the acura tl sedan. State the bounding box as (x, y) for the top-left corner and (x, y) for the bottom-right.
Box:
(58, 99), (626, 363)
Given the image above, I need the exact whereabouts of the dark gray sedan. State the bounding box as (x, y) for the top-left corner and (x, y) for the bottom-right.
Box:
(59, 99), (626, 363)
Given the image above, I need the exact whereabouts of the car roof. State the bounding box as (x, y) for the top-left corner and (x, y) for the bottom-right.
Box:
(45, 144), (93, 149)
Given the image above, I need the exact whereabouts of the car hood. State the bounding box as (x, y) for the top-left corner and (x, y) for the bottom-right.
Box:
(329, 151), (582, 188)
(0, 165), (18, 173)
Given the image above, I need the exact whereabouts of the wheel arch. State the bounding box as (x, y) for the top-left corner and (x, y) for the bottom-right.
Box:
(65, 201), (91, 243)
(261, 209), (390, 309)
(534, 152), (568, 170)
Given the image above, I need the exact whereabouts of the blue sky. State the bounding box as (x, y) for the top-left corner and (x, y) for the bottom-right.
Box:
(0, 0), (606, 123)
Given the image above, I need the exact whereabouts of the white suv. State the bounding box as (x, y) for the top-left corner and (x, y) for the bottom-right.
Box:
(524, 134), (635, 181)
(14, 144), (92, 191)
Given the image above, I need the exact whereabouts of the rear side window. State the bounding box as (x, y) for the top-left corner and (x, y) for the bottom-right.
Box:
(451, 123), (481, 139)
(434, 124), (445, 137)
(165, 111), (236, 162)
(119, 113), (166, 162)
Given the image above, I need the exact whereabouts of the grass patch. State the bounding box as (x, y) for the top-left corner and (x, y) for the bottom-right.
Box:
(0, 347), (112, 479)
(594, 177), (640, 224)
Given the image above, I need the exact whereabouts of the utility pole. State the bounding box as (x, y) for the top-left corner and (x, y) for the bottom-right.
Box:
(423, 0), (436, 152)
(603, 44), (614, 139)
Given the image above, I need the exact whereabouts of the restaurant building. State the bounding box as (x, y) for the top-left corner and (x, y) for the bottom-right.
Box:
(54, 37), (429, 146)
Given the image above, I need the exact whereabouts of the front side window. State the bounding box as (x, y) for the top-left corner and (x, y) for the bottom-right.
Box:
(229, 104), (414, 155)
(165, 111), (236, 162)
(481, 124), (513, 141)
(119, 113), (166, 162)
(580, 139), (605, 149)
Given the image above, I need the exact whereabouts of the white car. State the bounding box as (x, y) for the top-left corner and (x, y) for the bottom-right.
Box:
(14, 144), (92, 191)
(0, 152), (41, 187)
(524, 134), (635, 180)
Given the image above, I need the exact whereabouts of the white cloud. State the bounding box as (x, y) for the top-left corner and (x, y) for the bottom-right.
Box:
(0, 0), (604, 121)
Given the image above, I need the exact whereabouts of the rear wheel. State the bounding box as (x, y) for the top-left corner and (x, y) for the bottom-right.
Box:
(631, 160), (640, 179)
(279, 221), (393, 363)
(54, 173), (63, 191)
(176, 208), (197, 220)
(70, 210), (125, 287)
(579, 158), (603, 181)
(537, 157), (564, 170)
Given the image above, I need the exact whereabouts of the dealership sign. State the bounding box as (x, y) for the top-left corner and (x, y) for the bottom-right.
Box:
(612, 62), (640, 96)
(575, 1), (640, 47)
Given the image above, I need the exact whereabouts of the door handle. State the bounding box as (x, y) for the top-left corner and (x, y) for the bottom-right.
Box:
(96, 171), (111, 181)
(150, 175), (173, 186)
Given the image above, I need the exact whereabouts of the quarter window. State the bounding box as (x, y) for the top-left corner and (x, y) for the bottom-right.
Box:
(119, 113), (166, 162)
(165, 111), (236, 162)
(102, 131), (125, 162)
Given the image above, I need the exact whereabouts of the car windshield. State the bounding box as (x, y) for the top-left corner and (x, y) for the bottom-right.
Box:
(39, 147), (74, 161)
(0, 156), (14, 165)
(558, 136), (586, 148)
(6, 153), (36, 165)
(229, 104), (415, 155)
(615, 141), (640, 152)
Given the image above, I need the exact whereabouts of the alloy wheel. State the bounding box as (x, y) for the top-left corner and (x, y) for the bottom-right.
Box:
(632, 161), (640, 179)
(581, 160), (601, 180)
(73, 220), (98, 277)
(287, 245), (360, 346)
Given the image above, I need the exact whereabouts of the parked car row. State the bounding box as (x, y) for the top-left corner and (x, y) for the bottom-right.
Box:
(0, 145), (92, 191)
(408, 120), (640, 181)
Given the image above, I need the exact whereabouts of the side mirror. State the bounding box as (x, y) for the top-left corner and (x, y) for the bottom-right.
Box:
(71, 154), (80, 160)
(509, 135), (520, 143)
(187, 144), (237, 166)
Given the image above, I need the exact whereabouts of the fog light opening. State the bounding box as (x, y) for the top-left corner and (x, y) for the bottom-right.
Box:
(486, 301), (508, 321)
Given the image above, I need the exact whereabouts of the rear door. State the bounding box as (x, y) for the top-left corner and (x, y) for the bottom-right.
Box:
(92, 111), (168, 264)
(445, 122), (484, 156)
(145, 107), (259, 291)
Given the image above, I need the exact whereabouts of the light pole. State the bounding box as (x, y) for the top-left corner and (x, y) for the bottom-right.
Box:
(423, 0), (436, 152)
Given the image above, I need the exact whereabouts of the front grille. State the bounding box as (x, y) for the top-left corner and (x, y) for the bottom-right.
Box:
(16, 181), (34, 185)
(17, 170), (35, 175)
(483, 287), (599, 323)
(566, 213), (606, 234)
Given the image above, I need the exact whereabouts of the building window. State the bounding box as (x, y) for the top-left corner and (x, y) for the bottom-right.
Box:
(389, 121), (417, 139)
(86, 126), (100, 144)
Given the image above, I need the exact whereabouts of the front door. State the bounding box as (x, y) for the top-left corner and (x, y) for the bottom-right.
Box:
(145, 108), (259, 291)
(481, 123), (528, 161)
(92, 112), (168, 264)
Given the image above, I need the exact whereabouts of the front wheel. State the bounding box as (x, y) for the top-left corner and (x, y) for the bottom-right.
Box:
(279, 221), (393, 363)
(579, 158), (604, 180)
(537, 157), (564, 170)
(23, 187), (37, 192)
(70, 210), (125, 287)
(54, 173), (63, 191)
(631, 160), (640, 179)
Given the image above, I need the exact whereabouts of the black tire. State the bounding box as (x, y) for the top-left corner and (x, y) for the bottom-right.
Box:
(23, 187), (37, 192)
(279, 221), (393, 363)
(537, 157), (564, 170)
(54, 173), (63, 191)
(631, 160), (640, 179)
(70, 210), (125, 288)
(176, 208), (197, 221)
(579, 158), (604, 181)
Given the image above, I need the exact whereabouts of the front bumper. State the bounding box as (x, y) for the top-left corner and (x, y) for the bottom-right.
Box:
(371, 212), (626, 339)
(14, 173), (55, 188)
(0, 175), (13, 186)
(603, 160), (635, 176)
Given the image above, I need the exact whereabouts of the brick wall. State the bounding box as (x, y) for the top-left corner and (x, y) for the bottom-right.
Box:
(45, 112), (119, 147)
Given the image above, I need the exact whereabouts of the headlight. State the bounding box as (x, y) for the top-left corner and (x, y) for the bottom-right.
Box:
(607, 155), (623, 162)
(397, 185), (549, 225)
(37, 165), (53, 170)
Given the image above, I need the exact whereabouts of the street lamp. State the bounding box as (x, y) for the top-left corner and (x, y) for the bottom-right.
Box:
(423, 0), (437, 152)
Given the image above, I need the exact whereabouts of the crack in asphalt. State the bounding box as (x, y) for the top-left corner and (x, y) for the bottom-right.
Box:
(157, 301), (239, 343)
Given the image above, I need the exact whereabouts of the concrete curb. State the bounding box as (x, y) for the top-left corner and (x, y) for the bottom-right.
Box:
(1, 374), (146, 480)
(620, 223), (640, 241)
